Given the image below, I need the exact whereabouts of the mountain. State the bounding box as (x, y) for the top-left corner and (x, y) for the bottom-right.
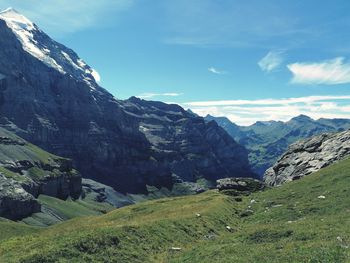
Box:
(0, 127), (81, 220)
(1, 152), (350, 262)
(0, 8), (255, 194)
(205, 114), (350, 176)
(264, 129), (350, 186)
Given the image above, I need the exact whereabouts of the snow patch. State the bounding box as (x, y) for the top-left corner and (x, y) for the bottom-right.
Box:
(0, 8), (65, 74)
(61, 51), (81, 70)
(90, 68), (101, 82)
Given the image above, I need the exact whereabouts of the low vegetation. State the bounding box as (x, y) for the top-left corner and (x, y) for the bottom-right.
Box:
(0, 158), (350, 262)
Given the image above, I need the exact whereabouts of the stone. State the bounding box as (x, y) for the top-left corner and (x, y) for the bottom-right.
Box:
(0, 174), (40, 220)
(264, 130), (350, 186)
(217, 177), (266, 195)
(0, 127), (82, 219)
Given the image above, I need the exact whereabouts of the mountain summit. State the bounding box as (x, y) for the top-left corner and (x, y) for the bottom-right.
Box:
(0, 9), (255, 193)
(0, 7), (100, 86)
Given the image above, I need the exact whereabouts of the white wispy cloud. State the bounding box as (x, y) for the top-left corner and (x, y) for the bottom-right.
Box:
(137, 92), (183, 99)
(182, 95), (350, 125)
(208, 67), (227, 75)
(1, 0), (133, 34)
(258, 51), (284, 72)
(287, 57), (350, 85)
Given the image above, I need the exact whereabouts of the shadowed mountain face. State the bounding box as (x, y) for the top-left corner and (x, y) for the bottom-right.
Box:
(0, 9), (255, 194)
(205, 114), (350, 176)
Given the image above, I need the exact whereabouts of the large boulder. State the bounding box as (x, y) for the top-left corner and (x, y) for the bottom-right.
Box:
(264, 130), (350, 186)
(217, 177), (266, 195)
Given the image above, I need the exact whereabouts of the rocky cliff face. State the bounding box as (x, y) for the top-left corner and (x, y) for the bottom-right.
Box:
(264, 130), (350, 186)
(0, 127), (81, 219)
(121, 97), (255, 188)
(0, 9), (255, 194)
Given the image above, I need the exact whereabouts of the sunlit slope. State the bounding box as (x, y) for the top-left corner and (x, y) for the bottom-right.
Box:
(1, 158), (350, 262)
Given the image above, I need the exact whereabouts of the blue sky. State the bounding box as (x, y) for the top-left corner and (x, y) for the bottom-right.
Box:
(2, 0), (350, 125)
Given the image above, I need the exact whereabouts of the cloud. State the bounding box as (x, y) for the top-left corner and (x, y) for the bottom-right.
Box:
(208, 67), (227, 75)
(258, 51), (284, 72)
(137, 92), (183, 99)
(0, 0), (133, 35)
(182, 95), (350, 125)
(287, 57), (350, 85)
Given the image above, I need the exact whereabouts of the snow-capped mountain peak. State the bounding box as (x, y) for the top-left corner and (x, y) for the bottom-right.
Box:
(0, 7), (33, 28)
(0, 7), (100, 89)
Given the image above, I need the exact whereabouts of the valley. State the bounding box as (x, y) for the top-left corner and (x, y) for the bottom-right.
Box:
(0, 4), (349, 263)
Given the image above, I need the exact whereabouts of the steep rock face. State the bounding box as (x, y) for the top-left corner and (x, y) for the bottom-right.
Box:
(122, 98), (255, 184)
(206, 114), (350, 176)
(264, 130), (350, 186)
(0, 9), (255, 194)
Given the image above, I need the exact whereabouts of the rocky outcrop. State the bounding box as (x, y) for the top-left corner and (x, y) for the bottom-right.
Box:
(264, 130), (350, 186)
(217, 177), (266, 195)
(0, 127), (81, 219)
(0, 11), (256, 194)
(0, 174), (40, 220)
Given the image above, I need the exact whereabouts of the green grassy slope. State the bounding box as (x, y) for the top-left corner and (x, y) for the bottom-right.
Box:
(21, 195), (114, 227)
(0, 158), (350, 262)
(0, 219), (41, 242)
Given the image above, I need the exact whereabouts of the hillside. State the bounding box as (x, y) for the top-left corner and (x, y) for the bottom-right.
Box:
(0, 126), (119, 225)
(1, 157), (349, 262)
(206, 114), (350, 175)
(0, 127), (82, 220)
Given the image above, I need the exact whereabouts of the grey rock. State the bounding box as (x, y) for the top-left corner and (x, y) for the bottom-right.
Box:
(0, 127), (81, 219)
(217, 177), (265, 193)
(0, 174), (40, 220)
(264, 130), (350, 186)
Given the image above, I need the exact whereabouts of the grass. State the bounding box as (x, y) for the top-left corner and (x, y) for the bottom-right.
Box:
(0, 220), (41, 242)
(0, 166), (29, 183)
(0, 158), (350, 262)
(21, 195), (114, 227)
(0, 127), (72, 182)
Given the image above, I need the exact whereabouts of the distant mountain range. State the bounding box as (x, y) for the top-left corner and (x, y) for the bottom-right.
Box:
(0, 8), (255, 195)
(205, 114), (350, 176)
